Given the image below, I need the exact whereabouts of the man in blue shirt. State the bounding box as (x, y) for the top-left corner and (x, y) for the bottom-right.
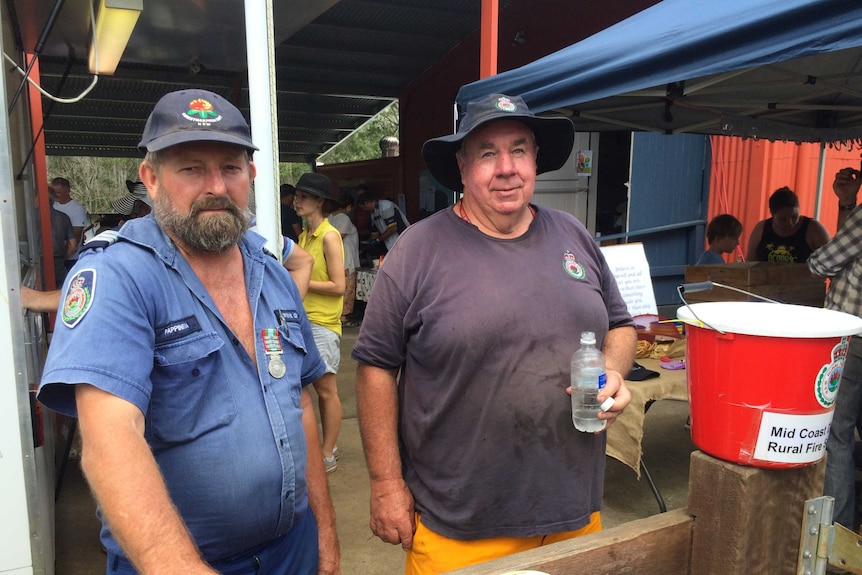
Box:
(37, 89), (339, 574)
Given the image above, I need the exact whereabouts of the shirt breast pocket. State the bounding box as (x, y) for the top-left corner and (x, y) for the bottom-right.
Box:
(274, 322), (308, 407)
(148, 332), (235, 449)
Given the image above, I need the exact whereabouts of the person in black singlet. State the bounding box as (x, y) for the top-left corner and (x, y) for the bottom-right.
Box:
(746, 186), (830, 263)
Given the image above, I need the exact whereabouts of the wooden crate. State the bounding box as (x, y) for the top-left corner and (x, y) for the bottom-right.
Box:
(683, 262), (826, 307)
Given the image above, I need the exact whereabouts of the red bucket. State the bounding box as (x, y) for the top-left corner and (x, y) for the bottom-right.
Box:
(677, 302), (862, 468)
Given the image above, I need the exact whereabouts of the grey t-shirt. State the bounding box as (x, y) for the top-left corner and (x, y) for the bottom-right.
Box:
(352, 206), (633, 540)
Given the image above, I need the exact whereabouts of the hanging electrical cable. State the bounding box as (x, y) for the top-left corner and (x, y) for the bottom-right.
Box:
(4, 0), (100, 108)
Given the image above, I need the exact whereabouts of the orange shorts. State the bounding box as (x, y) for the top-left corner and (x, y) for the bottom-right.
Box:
(405, 511), (602, 575)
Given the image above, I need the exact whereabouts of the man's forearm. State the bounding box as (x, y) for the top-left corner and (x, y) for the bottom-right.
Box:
(284, 245), (313, 299)
(602, 326), (637, 376)
(66, 238), (78, 258)
(301, 388), (340, 573)
(379, 224), (397, 241)
(20, 286), (61, 313)
(76, 384), (215, 575)
(355, 364), (402, 482)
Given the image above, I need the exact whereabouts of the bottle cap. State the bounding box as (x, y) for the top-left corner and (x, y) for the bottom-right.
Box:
(599, 397), (615, 412)
(580, 331), (596, 345)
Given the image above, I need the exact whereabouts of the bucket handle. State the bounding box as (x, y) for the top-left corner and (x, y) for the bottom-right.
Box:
(676, 281), (783, 334)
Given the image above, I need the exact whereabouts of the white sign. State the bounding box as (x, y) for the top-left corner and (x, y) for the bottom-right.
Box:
(599, 242), (658, 317)
(753, 411), (834, 464)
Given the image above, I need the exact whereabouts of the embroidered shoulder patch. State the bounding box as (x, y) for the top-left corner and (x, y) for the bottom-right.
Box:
(563, 250), (587, 280)
(62, 269), (96, 328)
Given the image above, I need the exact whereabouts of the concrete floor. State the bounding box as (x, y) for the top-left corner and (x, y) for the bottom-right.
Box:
(53, 325), (695, 574)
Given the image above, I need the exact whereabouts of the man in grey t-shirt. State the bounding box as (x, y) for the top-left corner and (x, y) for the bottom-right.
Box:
(353, 94), (636, 574)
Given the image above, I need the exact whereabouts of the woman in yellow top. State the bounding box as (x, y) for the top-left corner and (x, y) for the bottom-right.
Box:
(295, 172), (346, 473)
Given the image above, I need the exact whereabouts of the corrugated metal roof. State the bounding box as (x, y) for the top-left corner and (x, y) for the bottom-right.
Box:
(11, 0), (510, 163)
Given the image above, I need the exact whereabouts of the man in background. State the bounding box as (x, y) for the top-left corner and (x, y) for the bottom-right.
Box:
(49, 176), (88, 270)
(809, 166), (862, 537)
(281, 183), (303, 243)
(357, 188), (408, 256)
(48, 186), (77, 286)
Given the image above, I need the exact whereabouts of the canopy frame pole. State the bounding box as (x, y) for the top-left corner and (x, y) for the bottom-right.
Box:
(814, 141), (826, 222)
(245, 0), (281, 258)
(479, 0), (498, 79)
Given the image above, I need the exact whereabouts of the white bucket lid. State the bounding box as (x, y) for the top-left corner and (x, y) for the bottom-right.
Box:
(677, 302), (862, 338)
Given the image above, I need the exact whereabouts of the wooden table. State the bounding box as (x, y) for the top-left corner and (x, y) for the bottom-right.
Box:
(607, 357), (688, 473)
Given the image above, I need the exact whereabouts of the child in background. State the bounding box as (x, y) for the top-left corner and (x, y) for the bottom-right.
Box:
(696, 214), (743, 264)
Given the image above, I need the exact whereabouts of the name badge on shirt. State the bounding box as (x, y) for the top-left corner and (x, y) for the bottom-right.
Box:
(155, 316), (202, 344)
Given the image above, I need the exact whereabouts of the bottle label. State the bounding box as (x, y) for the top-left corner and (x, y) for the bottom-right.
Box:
(598, 372), (607, 390)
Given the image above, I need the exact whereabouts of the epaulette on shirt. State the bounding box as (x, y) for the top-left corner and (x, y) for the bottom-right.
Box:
(81, 229), (120, 252)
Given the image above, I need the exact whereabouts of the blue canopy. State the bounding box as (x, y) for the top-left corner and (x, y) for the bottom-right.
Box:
(456, 0), (862, 143)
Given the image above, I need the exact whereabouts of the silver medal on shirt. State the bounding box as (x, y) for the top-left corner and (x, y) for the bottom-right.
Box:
(268, 355), (286, 378)
(262, 328), (286, 379)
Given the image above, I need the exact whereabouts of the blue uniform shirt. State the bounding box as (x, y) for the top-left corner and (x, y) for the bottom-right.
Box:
(38, 215), (326, 562)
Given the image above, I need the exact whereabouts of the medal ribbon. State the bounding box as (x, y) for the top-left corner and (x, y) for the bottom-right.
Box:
(262, 328), (283, 355)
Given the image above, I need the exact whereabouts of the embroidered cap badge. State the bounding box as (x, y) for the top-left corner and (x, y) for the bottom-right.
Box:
(183, 98), (222, 126)
(495, 96), (517, 112)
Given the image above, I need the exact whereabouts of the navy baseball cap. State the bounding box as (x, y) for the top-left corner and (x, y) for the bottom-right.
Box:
(421, 94), (574, 191)
(138, 89), (259, 153)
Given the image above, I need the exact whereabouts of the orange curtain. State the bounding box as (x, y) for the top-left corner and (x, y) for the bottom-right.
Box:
(707, 136), (861, 261)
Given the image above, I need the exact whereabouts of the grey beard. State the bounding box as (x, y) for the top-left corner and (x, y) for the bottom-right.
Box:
(155, 193), (252, 253)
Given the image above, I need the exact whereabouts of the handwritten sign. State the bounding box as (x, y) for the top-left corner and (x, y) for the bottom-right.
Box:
(599, 243), (657, 317)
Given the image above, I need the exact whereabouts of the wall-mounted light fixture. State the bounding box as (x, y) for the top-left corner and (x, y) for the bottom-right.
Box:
(88, 0), (143, 75)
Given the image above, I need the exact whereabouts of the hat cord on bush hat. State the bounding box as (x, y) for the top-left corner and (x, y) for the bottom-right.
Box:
(421, 93), (575, 192)
(295, 172), (338, 202)
(138, 89), (259, 153)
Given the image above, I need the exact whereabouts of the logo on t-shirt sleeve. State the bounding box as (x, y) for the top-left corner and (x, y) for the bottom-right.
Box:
(62, 269), (96, 328)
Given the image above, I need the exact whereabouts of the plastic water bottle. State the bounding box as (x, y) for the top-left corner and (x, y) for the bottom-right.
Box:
(571, 331), (611, 432)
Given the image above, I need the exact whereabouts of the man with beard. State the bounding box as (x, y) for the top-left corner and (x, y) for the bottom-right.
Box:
(37, 89), (339, 575)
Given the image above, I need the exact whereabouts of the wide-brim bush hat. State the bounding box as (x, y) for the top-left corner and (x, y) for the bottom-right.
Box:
(421, 93), (575, 191)
(111, 180), (152, 215)
(295, 172), (338, 202)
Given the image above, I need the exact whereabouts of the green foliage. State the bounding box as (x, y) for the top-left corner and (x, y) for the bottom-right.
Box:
(45, 101), (399, 209)
(279, 162), (313, 186)
(47, 156), (141, 214)
(318, 101), (399, 165)
(47, 156), (314, 211)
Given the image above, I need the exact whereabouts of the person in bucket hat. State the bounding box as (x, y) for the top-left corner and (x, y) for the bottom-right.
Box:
(421, 93), (575, 192)
(110, 179), (153, 218)
(353, 93), (636, 573)
(294, 171), (346, 475)
(38, 89), (340, 574)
